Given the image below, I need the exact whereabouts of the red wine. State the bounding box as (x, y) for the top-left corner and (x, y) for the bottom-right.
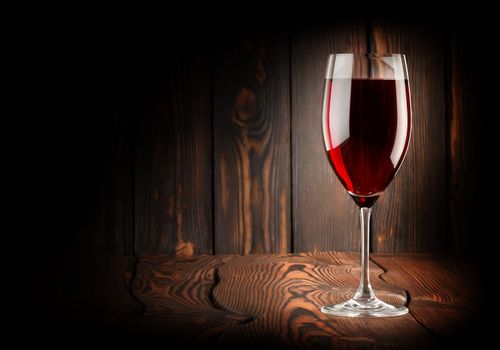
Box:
(323, 78), (411, 207)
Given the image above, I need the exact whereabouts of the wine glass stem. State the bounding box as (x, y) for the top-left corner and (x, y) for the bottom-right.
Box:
(353, 207), (376, 303)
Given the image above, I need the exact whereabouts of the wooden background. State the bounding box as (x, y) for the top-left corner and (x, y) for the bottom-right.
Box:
(55, 19), (484, 259)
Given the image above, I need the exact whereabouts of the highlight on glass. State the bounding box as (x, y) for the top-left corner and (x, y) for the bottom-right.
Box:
(321, 53), (411, 317)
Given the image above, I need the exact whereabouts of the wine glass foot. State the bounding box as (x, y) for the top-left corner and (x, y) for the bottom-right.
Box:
(321, 298), (408, 317)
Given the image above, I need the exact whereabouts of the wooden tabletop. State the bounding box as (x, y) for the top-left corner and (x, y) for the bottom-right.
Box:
(47, 252), (481, 348)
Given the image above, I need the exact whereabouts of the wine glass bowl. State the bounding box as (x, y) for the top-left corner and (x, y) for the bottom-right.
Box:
(321, 53), (411, 317)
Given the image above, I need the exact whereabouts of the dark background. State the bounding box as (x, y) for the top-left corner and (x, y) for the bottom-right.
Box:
(26, 12), (493, 346)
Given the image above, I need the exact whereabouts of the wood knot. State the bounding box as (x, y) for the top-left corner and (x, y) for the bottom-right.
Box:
(233, 87), (257, 125)
(175, 240), (194, 257)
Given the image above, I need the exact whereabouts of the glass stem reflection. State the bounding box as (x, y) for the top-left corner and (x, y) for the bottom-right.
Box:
(353, 207), (376, 303)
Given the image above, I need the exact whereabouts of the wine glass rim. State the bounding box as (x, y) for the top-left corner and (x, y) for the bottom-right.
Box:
(329, 53), (406, 58)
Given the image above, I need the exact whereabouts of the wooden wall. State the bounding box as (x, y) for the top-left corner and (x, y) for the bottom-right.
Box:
(78, 20), (481, 257)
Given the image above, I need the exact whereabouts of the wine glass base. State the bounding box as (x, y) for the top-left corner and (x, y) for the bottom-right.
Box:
(321, 298), (408, 317)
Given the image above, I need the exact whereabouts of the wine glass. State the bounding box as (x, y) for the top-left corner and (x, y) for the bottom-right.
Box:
(321, 53), (411, 317)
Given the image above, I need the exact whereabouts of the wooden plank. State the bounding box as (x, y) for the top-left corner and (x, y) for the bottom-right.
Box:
(291, 22), (366, 252)
(46, 253), (478, 347)
(213, 30), (291, 254)
(134, 39), (213, 256)
(371, 254), (478, 304)
(131, 255), (249, 344)
(372, 254), (480, 341)
(213, 252), (435, 348)
(371, 22), (447, 252)
(129, 253), (442, 347)
(447, 29), (483, 254)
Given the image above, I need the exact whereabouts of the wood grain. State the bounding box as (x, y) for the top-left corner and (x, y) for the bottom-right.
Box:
(134, 39), (213, 256)
(129, 252), (485, 348)
(372, 254), (481, 341)
(131, 255), (251, 344)
(68, 23), (485, 258)
(447, 29), (484, 254)
(291, 22), (366, 252)
(371, 22), (447, 252)
(48, 253), (479, 347)
(213, 252), (434, 348)
(213, 30), (291, 254)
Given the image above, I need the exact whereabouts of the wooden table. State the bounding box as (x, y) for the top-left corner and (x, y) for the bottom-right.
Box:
(43, 252), (482, 348)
